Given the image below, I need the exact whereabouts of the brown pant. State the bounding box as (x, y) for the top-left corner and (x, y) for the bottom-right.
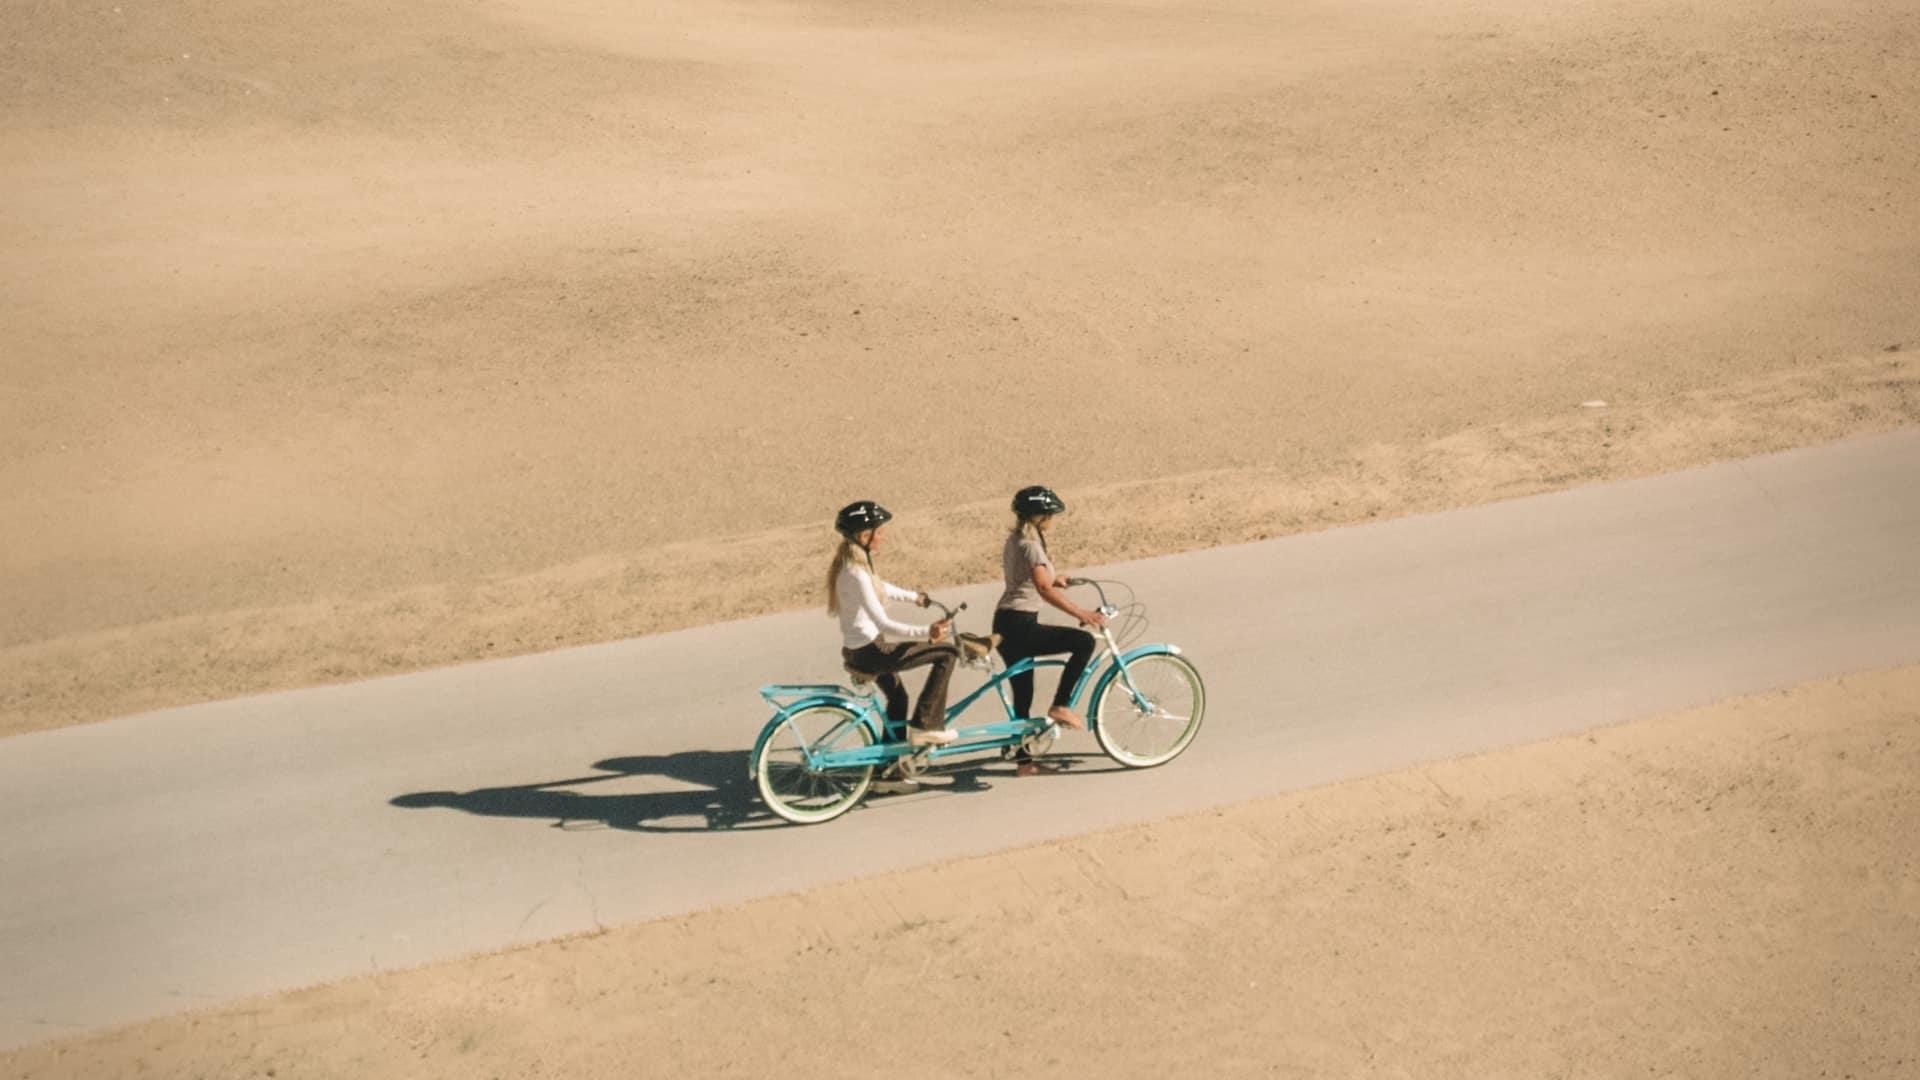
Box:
(842, 639), (960, 731)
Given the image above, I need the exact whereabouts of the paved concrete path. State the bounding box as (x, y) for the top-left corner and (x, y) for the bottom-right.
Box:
(3, 431), (1917, 1048)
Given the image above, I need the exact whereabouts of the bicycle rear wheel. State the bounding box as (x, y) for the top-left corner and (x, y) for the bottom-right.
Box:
(755, 705), (876, 824)
(1092, 653), (1205, 767)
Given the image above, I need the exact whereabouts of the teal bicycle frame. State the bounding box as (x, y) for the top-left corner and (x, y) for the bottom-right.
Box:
(749, 634), (1185, 776)
(749, 580), (1203, 824)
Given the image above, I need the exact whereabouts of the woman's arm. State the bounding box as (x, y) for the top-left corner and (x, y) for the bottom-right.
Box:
(877, 578), (921, 605)
(856, 568), (950, 640)
(1031, 564), (1105, 627)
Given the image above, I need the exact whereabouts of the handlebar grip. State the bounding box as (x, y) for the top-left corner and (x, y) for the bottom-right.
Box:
(953, 601), (968, 614)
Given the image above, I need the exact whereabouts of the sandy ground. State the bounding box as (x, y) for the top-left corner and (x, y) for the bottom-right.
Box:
(3, 0), (1918, 734)
(5, 664), (1914, 1078)
(3, 0), (1917, 1068)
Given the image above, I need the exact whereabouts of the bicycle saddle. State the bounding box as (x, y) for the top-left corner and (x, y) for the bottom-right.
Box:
(958, 632), (1000, 660)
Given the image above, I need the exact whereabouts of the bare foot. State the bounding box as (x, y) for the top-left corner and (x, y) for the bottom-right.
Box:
(1046, 706), (1086, 731)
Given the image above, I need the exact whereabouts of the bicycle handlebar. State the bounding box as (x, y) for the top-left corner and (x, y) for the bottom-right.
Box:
(927, 598), (967, 622)
(925, 583), (1124, 643)
(926, 579), (1109, 619)
(917, 580), (1131, 653)
(1064, 577), (1112, 610)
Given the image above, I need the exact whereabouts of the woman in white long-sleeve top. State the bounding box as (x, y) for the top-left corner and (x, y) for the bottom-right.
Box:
(828, 500), (959, 747)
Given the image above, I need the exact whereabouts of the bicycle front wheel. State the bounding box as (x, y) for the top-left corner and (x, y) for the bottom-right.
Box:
(754, 705), (876, 824)
(1093, 653), (1205, 768)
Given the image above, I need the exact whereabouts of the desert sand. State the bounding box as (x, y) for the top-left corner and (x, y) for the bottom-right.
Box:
(4, 664), (1914, 1078)
(3, 0), (1917, 1072)
(3, 0), (1916, 734)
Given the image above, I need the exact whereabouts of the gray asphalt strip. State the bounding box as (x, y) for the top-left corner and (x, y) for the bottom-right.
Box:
(2, 430), (1916, 1047)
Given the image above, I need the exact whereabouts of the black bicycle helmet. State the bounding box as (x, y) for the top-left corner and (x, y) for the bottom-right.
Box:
(835, 500), (893, 540)
(1011, 485), (1066, 519)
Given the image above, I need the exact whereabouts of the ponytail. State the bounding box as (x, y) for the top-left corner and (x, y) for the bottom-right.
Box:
(825, 538), (878, 615)
(1013, 515), (1051, 561)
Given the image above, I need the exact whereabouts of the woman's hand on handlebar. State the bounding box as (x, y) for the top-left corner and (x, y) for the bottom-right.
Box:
(917, 590), (932, 608)
(929, 618), (953, 643)
(1045, 573), (1102, 626)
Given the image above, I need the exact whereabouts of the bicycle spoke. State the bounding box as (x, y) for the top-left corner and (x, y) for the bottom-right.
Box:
(1095, 654), (1205, 768)
(755, 705), (876, 823)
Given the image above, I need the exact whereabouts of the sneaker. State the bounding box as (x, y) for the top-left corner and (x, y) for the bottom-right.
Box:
(907, 726), (959, 747)
(870, 776), (922, 795)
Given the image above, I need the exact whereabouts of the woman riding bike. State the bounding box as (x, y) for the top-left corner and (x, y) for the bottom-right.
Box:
(993, 485), (1107, 776)
(828, 500), (960, 750)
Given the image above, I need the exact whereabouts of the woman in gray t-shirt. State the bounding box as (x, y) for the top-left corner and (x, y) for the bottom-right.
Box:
(992, 486), (1107, 774)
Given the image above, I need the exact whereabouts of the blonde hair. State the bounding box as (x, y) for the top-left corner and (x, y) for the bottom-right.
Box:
(1013, 514), (1051, 557)
(825, 537), (876, 616)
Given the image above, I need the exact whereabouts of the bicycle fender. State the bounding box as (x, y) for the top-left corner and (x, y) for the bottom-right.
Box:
(1086, 644), (1185, 726)
(746, 696), (879, 778)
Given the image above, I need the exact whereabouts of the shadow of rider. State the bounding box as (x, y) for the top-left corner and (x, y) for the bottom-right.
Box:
(390, 749), (762, 833)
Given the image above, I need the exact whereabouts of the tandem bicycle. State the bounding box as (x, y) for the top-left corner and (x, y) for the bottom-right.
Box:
(747, 579), (1205, 824)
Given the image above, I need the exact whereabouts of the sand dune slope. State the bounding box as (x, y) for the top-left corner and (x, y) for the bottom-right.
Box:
(3, 0), (1917, 731)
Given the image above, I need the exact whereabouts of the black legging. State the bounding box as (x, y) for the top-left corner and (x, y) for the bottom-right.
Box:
(991, 608), (1096, 719)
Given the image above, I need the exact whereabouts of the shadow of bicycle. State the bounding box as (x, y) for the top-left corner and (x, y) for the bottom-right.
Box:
(390, 749), (771, 833)
(391, 748), (1126, 833)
